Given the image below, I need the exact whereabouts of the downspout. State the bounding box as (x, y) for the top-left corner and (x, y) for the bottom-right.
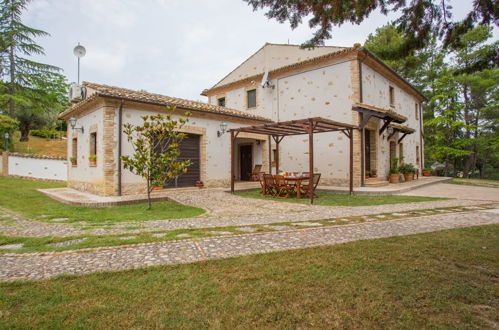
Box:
(117, 99), (124, 196)
(358, 51), (368, 186)
(419, 102), (424, 175)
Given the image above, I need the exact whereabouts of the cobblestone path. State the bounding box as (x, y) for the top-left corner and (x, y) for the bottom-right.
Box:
(0, 199), (493, 237)
(1, 210), (497, 281)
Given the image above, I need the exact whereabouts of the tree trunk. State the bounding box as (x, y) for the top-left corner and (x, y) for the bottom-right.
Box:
(146, 179), (151, 210)
(19, 126), (30, 142)
(444, 154), (449, 177)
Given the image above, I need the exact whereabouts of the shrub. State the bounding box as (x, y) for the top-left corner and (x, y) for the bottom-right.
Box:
(88, 155), (97, 161)
(399, 163), (417, 174)
(30, 128), (62, 139)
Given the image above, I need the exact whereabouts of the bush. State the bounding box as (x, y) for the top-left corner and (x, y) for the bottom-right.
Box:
(0, 115), (19, 152)
(399, 163), (417, 174)
(30, 128), (62, 139)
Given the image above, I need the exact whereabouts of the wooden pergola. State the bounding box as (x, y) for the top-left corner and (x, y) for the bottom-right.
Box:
(229, 117), (358, 204)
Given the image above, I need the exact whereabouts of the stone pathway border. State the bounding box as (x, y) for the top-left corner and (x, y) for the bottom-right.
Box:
(1, 210), (497, 281)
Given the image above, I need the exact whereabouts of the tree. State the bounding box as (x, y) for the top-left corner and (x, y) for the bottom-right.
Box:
(121, 107), (192, 209)
(0, 113), (18, 151)
(0, 0), (63, 140)
(244, 0), (498, 52)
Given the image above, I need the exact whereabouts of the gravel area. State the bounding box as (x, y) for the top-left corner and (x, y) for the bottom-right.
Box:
(1, 210), (497, 281)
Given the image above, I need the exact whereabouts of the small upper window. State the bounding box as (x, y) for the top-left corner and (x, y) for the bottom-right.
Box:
(218, 97), (225, 107)
(72, 138), (77, 163)
(415, 103), (419, 120)
(247, 89), (256, 108)
(389, 86), (395, 106)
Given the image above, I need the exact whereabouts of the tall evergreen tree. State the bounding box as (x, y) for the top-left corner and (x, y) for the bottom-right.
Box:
(0, 0), (63, 141)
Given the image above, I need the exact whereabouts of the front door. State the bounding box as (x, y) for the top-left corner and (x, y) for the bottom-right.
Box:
(365, 130), (371, 173)
(239, 145), (252, 181)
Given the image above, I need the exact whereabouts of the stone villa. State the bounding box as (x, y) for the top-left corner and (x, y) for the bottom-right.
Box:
(59, 43), (425, 196)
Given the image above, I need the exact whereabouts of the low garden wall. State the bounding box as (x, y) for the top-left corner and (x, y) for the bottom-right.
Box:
(1, 152), (67, 181)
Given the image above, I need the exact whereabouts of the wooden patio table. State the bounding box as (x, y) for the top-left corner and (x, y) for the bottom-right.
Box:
(284, 175), (310, 199)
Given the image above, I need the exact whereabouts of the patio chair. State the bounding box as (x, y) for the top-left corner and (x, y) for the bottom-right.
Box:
(263, 174), (277, 196)
(300, 173), (321, 198)
(257, 172), (266, 194)
(274, 174), (295, 198)
(249, 164), (263, 181)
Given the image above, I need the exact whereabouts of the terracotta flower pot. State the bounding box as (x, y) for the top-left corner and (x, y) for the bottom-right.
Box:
(152, 186), (164, 191)
(403, 173), (414, 181)
(389, 173), (400, 184)
(71, 161), (77, 166)
(195, 183), (204, 189)
(89, 160), (97, 167)
(423, 171), (431, 176)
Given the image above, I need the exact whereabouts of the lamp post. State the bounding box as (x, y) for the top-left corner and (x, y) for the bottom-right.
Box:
(4, 132), (9, 152)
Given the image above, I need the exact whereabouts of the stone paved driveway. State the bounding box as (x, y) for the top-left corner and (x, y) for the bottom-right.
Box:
(1, 210), (497, 281)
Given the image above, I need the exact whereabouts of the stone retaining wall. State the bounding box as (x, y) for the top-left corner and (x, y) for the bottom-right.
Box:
(1, 152), (67, 181)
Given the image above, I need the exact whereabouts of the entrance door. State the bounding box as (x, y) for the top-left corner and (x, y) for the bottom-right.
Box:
(389, 141), (396, 169)
(365, 130), (371, 173)
(239, 145), (252, 181)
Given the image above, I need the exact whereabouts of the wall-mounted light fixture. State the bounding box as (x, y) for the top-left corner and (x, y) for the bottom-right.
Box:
(217, 121), (228, 137)
(69, 117), (84, 133)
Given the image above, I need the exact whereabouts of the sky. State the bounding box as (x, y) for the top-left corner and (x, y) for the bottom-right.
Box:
(23, 0), (480, 102)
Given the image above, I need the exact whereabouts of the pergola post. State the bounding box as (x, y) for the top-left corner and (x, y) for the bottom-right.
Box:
(230, 130), (235, 193)
(275, 136), (280, 174)
(308, 119), (314, 204)
(349, 128), (354, 195)
(268, 135), (272, 175)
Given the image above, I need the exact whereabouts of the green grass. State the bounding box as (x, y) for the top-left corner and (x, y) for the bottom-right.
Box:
(0, 225), (497, 328)
(236, 189), (447, 206)
(446, 178), (499, 188)
(0, 177), (204, 224)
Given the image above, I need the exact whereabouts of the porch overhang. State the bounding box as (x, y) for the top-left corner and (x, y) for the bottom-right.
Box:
(352, 103), (407, 136)
(229, 117), (358, 204)
(387, 123), (416, 143)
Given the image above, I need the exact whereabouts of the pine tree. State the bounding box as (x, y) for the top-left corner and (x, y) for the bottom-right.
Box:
(0, 0), (62, 141)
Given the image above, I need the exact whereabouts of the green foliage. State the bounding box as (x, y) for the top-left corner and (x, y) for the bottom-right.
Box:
(244, 0), (497, 52)
(0, 114), (18, 151)
(70, 157), (77, 164)
(29, 128), (61, 139)
(0, 0), (68, 141)
(121, 106), (192, 209)
(389, 158), (400, 174)
(398, 163), (416, 174)
(88, 155), (96, 161)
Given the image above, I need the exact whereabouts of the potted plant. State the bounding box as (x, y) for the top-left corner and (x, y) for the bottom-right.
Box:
(88, 155), (97, 166)
(195, 180), (204, 188)
(70, 157), (77, 166)
(370, 168), (377, 178)
(423, 167), (432, 176)
(365, 170), (370, 179)
(389, 158), (400, 183)
(151, 180), (164, 191)
(399, 163), (416, 181)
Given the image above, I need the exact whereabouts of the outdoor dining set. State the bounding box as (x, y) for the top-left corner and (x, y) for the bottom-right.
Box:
(256, 172), (321, 199)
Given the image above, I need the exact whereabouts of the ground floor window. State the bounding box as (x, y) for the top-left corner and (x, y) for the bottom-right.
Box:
(90, 132), (97, 156)
(416, 146), (420, 165)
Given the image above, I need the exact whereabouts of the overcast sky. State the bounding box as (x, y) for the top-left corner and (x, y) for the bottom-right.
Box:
(24, 0), (481, 102)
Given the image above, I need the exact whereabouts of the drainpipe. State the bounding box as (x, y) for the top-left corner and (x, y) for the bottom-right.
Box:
(358, 51), (368, 186)
(117, 99), (124, 196)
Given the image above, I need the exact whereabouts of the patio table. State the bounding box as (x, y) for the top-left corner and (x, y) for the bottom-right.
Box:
(284, 175), (310, 199)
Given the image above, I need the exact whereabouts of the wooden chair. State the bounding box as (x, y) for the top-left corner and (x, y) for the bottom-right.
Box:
(249, 164), (262, 181)
(257, 172), (266, 194)
(263, 174), (276, 196)
(300, 173), (321, 198)
(274, 174), (295, 198)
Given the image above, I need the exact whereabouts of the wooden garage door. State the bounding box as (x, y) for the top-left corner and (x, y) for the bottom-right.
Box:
(165, 134), (200, 188)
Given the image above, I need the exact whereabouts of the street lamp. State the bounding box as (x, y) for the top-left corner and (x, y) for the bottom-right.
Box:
(69, 117), (84, 133)
(217, 121), (228, 137)
(4, 132), (9, 152)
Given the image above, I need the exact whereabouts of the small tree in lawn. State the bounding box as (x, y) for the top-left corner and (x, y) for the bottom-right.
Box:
(121, 106), (192, 209)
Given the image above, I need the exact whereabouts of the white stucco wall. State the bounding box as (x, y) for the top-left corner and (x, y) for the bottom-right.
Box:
(362, 63), (422, 177)
(9, 154), (67, 181)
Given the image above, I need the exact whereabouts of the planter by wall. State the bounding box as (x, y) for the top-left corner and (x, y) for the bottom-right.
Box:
(152, 186), (164, 191)
(404, 173), (414, 181)
(389, 174), (400, 184)
(89, 160), (97, 167)
(423, 171), (431, 176)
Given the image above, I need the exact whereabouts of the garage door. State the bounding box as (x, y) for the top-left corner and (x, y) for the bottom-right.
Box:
(165, 133), (200, 188)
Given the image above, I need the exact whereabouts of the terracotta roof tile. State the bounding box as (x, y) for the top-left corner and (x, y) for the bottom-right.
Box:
(59, 82), (271, 122)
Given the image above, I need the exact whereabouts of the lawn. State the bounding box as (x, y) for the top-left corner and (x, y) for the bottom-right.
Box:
(236, 189), (446, 206)
(13, 133), (67, 157)
(0, 177), (204, 223)
(446, 178), (499, 188)
(0, 225), (497, 328)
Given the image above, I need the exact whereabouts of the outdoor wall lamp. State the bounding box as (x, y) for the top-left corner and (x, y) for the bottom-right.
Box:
(217, 121), (228, 137)
(69, 117), (84, 133)
(387, 126), (394, 135)
(4, 132), (9, 152)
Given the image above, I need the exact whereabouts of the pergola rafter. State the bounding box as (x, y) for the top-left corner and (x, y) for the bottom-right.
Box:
(230, 117), (357, 204)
